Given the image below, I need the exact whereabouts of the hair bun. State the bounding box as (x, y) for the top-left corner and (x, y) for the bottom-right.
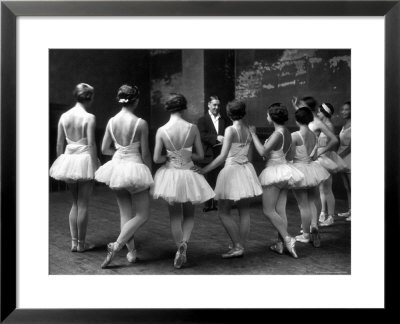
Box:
(117, 84), (139, 104)
(165, 93), (187, 112)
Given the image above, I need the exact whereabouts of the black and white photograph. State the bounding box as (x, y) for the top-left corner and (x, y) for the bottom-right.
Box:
(49, 49), (351, 275)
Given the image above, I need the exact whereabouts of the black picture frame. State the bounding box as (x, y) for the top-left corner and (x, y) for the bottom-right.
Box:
(1, 0), (399, 322)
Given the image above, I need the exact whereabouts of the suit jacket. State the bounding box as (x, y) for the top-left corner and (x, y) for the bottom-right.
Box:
(197, 113), (229, 163)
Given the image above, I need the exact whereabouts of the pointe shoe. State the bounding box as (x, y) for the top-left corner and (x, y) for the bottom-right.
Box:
(77, 240), (95, 253)
(311, 227), (321, 248)
(269, 241), (284, 255)
(318, 212), (327, 224)
(338, 210), (351, 217)
(319, 215), (334, 227)
(101, 242), (119, 269)
(71, 239), (78, 252)
(221, 246), (244, 259)
(295, 233), (310, 243)
(174, 241), (188, 269)
(126, 249), (137, 263)
(284, 237), (298, 259)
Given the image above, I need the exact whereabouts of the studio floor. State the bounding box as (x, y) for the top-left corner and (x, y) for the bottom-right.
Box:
(49, 186), (351, 275)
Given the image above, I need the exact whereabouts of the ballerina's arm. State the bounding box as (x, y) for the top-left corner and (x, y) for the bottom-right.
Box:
(100, 121), (116, 156)
(139, 120), (152, 172)
(86, 115), (98, 165)
(153, 128), (167, 164)
(249, 126), (281, 158)
(56, 118), (65, 157)
(314, 119), (339, 156)
(191, 125), (205, 162)
(201, 127), (234, 174)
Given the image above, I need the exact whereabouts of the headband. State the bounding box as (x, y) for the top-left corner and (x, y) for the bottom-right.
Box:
(321, 103), (332, 116)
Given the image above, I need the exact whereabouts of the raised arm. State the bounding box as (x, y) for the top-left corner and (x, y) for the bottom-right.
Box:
(249, 126), (281, 159)
(339, 142), (351, 158)
(191, 125), (205, 162)
(56, 118), (65, 157)
(153, 129), (167, 164)
(316, 119), (339, 156)
(201, 127), (233, 174)
(101, 121), (116, 156)
(139, 120), (152, 171)
(86, 114), (98, 165)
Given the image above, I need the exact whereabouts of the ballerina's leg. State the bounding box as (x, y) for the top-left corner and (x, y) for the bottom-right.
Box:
(67, 182), (78, 251)
(169, 203), (183, 247)
(237, 198), (251, 248)
(181, 202), (195, 243)
(76, 180), (94, 250)
(218, 199), (241, 246)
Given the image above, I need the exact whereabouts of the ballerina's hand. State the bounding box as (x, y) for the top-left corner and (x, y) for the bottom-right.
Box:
(191, 165), (204, 174)
(249, 125), (256, 135)
(291, 96), (298, 108)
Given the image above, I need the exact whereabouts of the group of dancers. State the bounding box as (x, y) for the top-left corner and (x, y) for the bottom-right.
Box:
(49, 83), (351, 269)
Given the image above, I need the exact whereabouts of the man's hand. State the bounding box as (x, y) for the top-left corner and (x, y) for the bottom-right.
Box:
(217, 135), (224, 143)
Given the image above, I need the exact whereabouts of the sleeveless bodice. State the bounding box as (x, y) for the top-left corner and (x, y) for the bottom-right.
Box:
(225, 126), (251, 166)
(265, 128), (291, 166)
(164, 124), (194, 169)
(109, 117), (143, 163)
(293, 131), (318, 164)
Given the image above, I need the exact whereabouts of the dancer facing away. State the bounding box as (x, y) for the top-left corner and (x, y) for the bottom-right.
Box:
(337, 101), (351, 221)
(50, 83), (99, 253)
(195, 100), (262, 258)
(152, 93), (215, 269)
(290, 108), (330, 247)
(96, 84), (154, 268)
(249, 103), (304, 258)
(292, 96), (338, 228)
(316, 103), (347, 226)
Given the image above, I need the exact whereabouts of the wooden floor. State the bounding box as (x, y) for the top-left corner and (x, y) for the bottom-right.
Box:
(49, 186), (351, 275)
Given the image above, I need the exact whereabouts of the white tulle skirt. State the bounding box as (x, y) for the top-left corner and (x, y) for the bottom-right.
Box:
(214, 163), (262, 201)
(50, 153), (99, 183)
(152, 165), (215, 204)
(317, 151), (347, 174)
(290, 161), (330, 189)
(95, 159), (154, 194)
(259, 162), (304, 188)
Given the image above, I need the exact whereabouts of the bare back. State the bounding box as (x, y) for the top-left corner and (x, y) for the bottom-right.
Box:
(61, 106), (92, 142)
(109, 111), (141, 146)
(297, 129), (317, 155)
(161, 120), (196, 151)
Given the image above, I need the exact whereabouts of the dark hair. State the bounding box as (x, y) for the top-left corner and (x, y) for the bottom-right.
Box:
(208, 96), (220, 103)
(319, 102), (334, 118)
(295, 107), (314, 125)
(301, 96), (317, 112)
(226, 100), (246, 120)
(343, 101), (351, 107)
(268, 103), (289, 125)
(73, 83), (94, 103)
(165, 93), (187, 112)
(116, 84), (140, 105)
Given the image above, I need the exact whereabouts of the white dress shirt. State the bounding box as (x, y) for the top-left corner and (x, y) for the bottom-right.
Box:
(208, 110), (221, 133)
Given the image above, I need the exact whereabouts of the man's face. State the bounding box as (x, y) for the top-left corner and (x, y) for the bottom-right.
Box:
(208, 99), (220, 117)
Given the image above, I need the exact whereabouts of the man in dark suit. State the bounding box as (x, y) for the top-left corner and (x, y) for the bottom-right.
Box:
(197, 96), (229, 212)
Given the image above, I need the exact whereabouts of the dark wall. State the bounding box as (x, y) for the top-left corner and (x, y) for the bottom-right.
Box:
(49, 49), (151, 129)
(235, 49), (351, 127)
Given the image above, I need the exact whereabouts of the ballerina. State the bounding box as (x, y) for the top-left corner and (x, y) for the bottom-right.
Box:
(50, 83), (99, 252)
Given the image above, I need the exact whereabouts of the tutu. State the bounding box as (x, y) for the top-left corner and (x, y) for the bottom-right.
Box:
(290, 161), (330, 188)
(215, 162), (262, 201)
(259, 129), (304, 188)
(152, 163), (215, 204)
(317, 151), (347, 173)
(259, 162), (304, 188)
(290, 131), (330, 189)
(95, 158), (153, 194)
(50, 141), (99, 183)
(214, 125), (262, 201)
(152, 124), (215, 204)
(95, 118), (153, 194)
